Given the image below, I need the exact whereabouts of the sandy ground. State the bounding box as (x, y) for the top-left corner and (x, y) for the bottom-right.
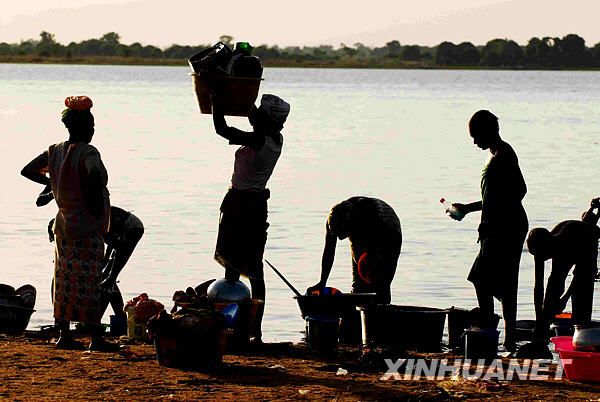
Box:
(1, 331), (600, 401)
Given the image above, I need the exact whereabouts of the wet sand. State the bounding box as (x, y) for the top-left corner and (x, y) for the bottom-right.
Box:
(1, 331), (600, 401)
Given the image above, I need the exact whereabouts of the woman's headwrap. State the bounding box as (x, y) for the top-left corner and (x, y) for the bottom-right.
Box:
(61, 96), (94, 129)
(259, 94), (290, 124)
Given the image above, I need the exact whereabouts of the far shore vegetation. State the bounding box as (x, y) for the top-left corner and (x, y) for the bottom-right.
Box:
(2, 32), (600, 70)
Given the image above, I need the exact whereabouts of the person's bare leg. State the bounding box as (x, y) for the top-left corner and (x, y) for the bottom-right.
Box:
(249, 278), (265, 342)
(55, 318), (74, 347)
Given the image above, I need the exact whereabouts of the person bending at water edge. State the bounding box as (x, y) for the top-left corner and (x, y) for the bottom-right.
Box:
(526, 200), (600, 346)
(307, 197), (402, 304)
(212, 93), (290, 343)
(21, 96), (112, 351)
(450, 110), (528, 352)
(546, 197), (600, 311)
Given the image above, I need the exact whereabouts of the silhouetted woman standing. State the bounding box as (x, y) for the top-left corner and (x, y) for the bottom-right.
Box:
(452, 110), (528, 352)
(22, 96), (111, 350)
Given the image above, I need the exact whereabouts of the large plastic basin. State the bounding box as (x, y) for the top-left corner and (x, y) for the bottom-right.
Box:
(551, 336), (600, 383)
(359, 305), (447, 351)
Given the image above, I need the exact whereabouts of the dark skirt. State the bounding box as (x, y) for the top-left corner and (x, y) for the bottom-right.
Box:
(214, 188), (270, 280)
(468, 231), (526, 301)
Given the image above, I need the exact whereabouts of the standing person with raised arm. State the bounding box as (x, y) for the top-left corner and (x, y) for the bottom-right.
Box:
(211, 93), (290, 343)
(450, 110), (528, 352)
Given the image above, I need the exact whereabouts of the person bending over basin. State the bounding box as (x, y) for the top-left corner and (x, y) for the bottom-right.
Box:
(526, 202), (600, 346)
(307, 197), (402, 304)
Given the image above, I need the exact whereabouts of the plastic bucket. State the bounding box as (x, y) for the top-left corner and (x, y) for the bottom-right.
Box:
(191, 73), (262, 116)
(359, 305), (447, 351)
(551, 322), (574, 337)
(110, 314), (128, 336)
(515, 319), (536, 342)
(446, 307), (500, 349)
(464, 328), (499, 360)
(127, 312), (149, 341)
(294, 293), (376, 345)
(214, 299), (263, 349)
(306, 315), (340, 352)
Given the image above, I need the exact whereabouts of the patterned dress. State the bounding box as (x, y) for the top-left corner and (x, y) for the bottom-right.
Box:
(32, 141), (110, 323)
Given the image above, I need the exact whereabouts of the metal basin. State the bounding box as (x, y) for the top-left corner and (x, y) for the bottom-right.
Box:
(573, 324), (600, 351)
(294, 293), (377, 319)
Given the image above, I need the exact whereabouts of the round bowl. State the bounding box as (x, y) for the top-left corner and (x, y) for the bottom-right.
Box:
(207, 279), (251, 303)
(572, 324), (600, 351)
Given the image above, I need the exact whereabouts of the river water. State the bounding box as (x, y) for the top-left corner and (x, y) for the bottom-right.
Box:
(1, 64), (599, 341)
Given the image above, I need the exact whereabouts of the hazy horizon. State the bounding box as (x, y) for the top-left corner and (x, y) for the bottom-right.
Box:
(2, 0), (600, 48)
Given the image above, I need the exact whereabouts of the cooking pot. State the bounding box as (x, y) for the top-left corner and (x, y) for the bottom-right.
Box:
(572, 324), (600, 351)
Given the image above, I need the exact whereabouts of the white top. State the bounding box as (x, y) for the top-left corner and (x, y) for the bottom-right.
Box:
(231, 134), (283, 191)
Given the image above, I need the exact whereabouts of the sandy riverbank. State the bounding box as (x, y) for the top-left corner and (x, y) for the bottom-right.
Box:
(1, 331), (600, 401)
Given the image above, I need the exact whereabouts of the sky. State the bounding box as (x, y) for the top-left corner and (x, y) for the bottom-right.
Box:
(1, 0), (600, 48)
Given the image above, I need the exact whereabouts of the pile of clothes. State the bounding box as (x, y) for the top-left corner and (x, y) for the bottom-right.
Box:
(124, 293), (164, 322)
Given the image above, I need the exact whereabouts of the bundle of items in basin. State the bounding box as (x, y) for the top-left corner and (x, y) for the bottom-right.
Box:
(189, 41), (263, 116)
(171, 279), (261, 350)
(147, 308), (228, 368)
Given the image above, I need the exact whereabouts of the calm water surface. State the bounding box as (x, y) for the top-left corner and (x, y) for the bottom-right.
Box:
(1, 64), (599, 341)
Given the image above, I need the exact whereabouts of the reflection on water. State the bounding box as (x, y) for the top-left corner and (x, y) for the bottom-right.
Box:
(1, 65), (599, 341)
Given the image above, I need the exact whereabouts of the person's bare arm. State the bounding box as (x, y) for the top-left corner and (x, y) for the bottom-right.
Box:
(534, 255), (546, 321)
(452, 201), (482, 216)
(307, 224), (337, 294)
(36, 184), (54, 207)
(582, 198), (600, 225)
(21, 151), (50, 186)
(212, 95), (264, 148)
(557, 280), (575, 313)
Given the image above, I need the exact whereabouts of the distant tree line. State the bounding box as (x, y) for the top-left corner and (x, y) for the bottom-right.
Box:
(2, 32), (600, 68)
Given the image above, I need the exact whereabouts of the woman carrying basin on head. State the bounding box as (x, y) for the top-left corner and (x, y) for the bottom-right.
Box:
(211, 93), (290, 343)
